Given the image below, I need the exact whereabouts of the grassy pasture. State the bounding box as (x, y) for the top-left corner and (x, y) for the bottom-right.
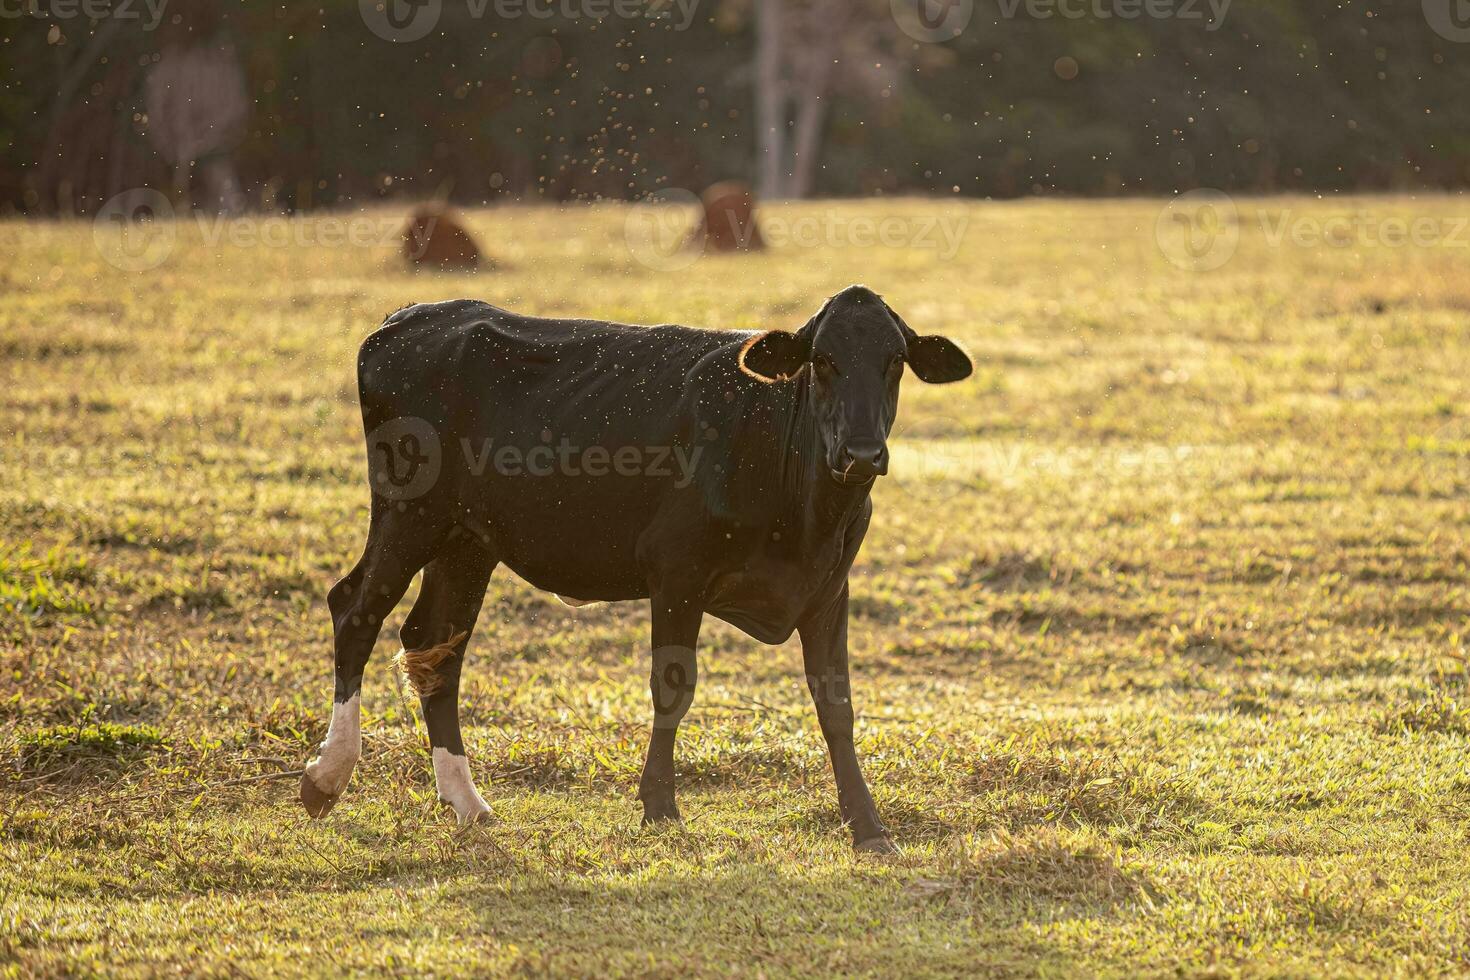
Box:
(2, 196), (1470, 975)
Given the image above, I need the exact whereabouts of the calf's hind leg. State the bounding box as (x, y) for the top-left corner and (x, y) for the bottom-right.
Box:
(397, 534), (498, 824)
(301, 508), (445, 818)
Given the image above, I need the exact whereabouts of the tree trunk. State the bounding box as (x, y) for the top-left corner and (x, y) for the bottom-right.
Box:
(789, 92), (827, 200)
(788, 26), (837, 201)
(754, 0), (787, 200)
(786, 0), (846, 200)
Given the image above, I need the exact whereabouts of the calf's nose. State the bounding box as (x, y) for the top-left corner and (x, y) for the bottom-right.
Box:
(839, 440), (889, 478)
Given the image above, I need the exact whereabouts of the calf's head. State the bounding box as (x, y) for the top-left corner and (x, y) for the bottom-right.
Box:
(739, 285), (972, 484)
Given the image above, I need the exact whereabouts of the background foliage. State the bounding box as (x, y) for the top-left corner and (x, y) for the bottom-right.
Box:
(3, 0), (1469, 213)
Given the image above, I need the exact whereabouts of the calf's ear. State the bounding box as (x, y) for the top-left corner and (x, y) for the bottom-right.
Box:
(739, 330), (809, 382)
(907, 335), (973, 384)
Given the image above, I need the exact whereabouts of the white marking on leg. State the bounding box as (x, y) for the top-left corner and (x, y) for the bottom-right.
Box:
(433, 746), (491, 824)
(304, 693), (361, 796)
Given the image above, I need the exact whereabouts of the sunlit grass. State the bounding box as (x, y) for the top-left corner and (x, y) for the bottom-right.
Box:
(2, 196), (1469, 974)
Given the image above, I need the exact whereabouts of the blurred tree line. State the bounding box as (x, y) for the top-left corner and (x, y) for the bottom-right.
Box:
(1, 0), (1466, 214)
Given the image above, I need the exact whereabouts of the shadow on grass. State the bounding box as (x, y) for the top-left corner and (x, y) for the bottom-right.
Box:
(446, 860), (1099, 974)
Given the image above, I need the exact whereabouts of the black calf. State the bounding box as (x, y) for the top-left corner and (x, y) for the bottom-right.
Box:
(300, 285), (971, 848)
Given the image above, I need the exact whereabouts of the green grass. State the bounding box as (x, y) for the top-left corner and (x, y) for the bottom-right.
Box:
(2, 196), (1470, 975)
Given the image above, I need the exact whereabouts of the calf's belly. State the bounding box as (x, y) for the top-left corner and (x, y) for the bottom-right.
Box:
(468, 480), (658, 602)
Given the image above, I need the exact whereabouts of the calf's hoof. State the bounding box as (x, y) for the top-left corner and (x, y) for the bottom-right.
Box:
(299, 772), (340, 819)
(854, 834), (899, 855)
(446, 798), (493, 826)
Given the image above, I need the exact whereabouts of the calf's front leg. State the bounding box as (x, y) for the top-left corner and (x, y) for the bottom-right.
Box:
(638, 593), (702, 824)
(798, 583), (894, 853)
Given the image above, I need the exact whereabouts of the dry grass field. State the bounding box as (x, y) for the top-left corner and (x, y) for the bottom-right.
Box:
(3, 196), (1470, 975)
